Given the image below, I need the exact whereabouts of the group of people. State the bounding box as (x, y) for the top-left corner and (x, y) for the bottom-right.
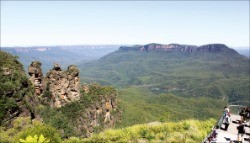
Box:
(223, 106), (250, 142)
(204, 107), (231, 142)
(204, 106), (250, 143)
(204, 106), (231, 143)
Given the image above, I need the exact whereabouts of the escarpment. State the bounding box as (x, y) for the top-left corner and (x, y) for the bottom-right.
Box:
(119, 43), (237, 54)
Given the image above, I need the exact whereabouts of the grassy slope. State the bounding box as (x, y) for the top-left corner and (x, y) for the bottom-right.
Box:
(64, 118), (216, 143)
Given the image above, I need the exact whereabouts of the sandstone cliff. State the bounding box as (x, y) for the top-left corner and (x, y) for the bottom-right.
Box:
(28, 61), (44, 96)
(119, 43), (237, 54)
(28, 62), (81, 107)
(45, 63), (81, 107)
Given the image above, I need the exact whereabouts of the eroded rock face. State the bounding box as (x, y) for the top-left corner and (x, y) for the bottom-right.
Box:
(28, 61), (44, 95)
(46, 63), (80, 107)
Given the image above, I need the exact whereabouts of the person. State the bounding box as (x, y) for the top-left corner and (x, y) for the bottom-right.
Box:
(223, 106), (230, 121)
(224, 106), (230, 113)
(224, 113), (231, 131)
(237, 120), (245, 142)
(222, 106), (229, 126)
(246, 107), (250, 122)
(211, 125), (220, 141)
(239, 107), (247, 122)
(204, 136), (213, 143)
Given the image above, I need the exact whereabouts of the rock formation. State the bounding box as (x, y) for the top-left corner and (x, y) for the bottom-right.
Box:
(28, 62), (82, 108)
(46, 63), (81, 107)
(27, 62), (121, 137)
(28, 61), (44, 96)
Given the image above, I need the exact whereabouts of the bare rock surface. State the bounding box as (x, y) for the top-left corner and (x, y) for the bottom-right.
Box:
(46, 63), (80, 107)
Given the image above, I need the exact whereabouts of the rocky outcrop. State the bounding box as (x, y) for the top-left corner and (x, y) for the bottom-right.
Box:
(28, 61), (44, 96)
(26, 62), (121, 137)
(45, 63), (80, 107)
(119, 43), (234, 53)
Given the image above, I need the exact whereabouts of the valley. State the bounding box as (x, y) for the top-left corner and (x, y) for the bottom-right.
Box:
(0, 43), (249, 143)
(79, 43), (249, 104)
(1, 45), (119, 73)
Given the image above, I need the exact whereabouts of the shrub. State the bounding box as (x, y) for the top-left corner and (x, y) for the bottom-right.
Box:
(62, 137), (82, 143)
(18, 134), (50, 143)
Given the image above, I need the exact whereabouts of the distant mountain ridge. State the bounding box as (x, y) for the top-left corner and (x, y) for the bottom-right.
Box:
(2, 45), (119, 52)
(119, 43), (237, 53)
(1, 45), (119, 73)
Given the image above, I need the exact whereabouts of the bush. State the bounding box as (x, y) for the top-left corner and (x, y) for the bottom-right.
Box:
(14, 121), (61, 143)
(18, 134), (50, 143)
(0, 117), (61, 143)
(62, 137), (82, 143)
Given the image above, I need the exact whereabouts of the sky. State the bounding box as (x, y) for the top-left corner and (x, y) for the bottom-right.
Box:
(1, 1), (249, 48)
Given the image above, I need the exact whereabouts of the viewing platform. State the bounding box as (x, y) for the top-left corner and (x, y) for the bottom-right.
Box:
(217, 114), (250, 142)
(203, 105), (250, 143)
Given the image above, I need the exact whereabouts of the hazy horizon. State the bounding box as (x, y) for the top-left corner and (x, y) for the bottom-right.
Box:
(1, 44), (249, 50)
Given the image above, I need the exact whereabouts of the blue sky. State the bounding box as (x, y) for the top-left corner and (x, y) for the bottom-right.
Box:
(1, 1), (249, 48)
